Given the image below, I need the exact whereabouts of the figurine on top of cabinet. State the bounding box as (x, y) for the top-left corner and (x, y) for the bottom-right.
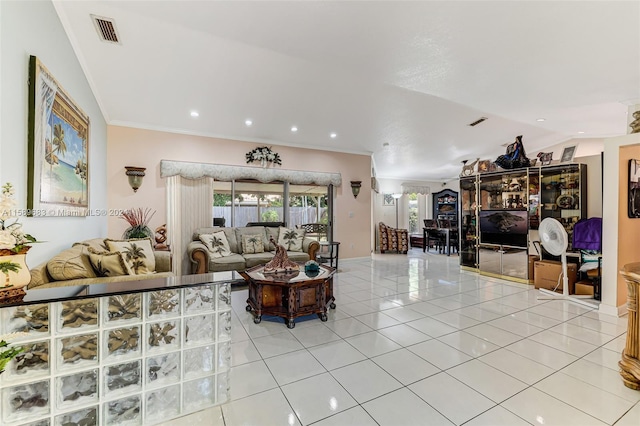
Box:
(460, 158), (479, 177)
(494, 135), (531, 169)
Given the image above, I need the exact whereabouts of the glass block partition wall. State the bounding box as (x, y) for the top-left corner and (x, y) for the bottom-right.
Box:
(0, 280), (232, 426)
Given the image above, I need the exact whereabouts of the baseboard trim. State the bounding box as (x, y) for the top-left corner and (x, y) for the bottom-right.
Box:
(598, 303), (627, 317)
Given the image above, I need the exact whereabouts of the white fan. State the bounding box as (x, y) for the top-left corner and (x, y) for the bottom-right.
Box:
(539, 218), (570, 295)
(537, 218), (597, 308)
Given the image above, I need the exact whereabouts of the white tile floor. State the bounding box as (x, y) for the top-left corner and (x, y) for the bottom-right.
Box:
(161, 250), (640, 425)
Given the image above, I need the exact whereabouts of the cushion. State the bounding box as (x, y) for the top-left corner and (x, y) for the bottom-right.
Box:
(199, 231), (232, 258)
(277, 227), (304, 252)
(234, 227), (268, 254)
(194, 227), (239, 253)
(73, 238), (109, 252)
(242, 234), (265, 254)
(47, 245), (97, 281)
(105, 238), (156, 275)
(87, 248), (133, 277)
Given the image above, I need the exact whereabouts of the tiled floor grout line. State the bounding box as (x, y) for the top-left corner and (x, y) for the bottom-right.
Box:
(221, 252), (635, 426)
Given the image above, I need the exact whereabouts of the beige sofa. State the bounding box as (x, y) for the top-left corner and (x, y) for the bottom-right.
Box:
(29, 238), (173, 290)
(187, 226), (320, 274)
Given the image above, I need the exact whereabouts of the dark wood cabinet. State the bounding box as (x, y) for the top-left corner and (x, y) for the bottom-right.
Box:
(432, 189), (458, 224)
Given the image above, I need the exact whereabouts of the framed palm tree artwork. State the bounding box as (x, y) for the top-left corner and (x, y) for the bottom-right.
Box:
(27, 56), (89, 217)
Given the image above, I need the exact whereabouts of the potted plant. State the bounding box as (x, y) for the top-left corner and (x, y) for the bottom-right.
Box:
(120, 208), (156, 239)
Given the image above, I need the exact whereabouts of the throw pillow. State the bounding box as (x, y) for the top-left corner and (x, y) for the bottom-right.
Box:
(242, 234), (265, 254)
(87, 248), (133, 277)
(199, 231), (232, 258)
(105, 238), (156, 275)
(47, 245), (97, 281)
(277, 227), (304, 252)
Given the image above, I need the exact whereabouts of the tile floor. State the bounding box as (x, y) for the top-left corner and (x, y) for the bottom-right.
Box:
(161, 250), (640, 425)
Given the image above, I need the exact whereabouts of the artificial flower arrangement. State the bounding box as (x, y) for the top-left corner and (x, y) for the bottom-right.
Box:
(120, 207), (156, 239)
(245, 146), (282, 166)
(0, 183), (37, 253)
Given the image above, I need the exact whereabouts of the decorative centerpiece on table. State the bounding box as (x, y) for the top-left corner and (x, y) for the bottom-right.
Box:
(0, 333), (25, 374)
(0, 183), (37, 301)
(120, 207), (156, 239)
(263, 236), (299, 273)
(245, 146), (282, 168)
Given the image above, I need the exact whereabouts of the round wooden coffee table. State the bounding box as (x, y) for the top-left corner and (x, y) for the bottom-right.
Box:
(241, 263), (336, 329)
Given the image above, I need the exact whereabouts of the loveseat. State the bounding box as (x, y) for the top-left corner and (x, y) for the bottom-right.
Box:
(187, 226), (320, 274)
(29, 238), (173, 290)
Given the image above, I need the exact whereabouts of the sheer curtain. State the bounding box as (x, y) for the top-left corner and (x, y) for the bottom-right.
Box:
(167, 176), (213, 275)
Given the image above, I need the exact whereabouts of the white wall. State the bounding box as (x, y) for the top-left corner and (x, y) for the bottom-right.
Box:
(0, 0), (107, 266)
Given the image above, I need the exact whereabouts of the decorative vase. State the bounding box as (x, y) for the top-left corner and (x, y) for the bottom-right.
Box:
(0, 247), (31, 303)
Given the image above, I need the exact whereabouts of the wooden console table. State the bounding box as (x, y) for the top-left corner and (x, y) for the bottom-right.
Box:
(620, 262), (640, 390)
(241, 264), (336, 329)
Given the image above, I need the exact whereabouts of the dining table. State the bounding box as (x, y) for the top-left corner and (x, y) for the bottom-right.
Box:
(422, 227), (457, 256)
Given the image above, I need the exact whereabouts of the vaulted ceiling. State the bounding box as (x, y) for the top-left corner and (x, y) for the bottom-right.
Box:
(52, 1), (640, 180)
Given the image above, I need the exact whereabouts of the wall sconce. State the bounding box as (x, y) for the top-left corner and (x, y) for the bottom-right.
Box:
(125, 166), (146, 192)
(350, 181), (362, 198)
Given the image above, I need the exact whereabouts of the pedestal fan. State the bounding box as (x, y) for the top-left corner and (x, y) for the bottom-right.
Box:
(537, 218), (598, 308)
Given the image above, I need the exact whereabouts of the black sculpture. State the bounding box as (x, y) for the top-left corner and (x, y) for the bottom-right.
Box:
(494, 135), (531, 169)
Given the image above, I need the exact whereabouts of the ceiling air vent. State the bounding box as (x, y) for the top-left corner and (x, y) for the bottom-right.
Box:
(468, 117), (488, 127)
(91, 15), (120, 44)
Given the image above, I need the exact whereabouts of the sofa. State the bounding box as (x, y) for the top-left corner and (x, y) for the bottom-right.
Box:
(29, 238), (173, 290)
(187, 226), (320, 274)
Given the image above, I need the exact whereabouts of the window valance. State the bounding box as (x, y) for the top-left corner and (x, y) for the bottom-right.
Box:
(401, 183), (430, 194)
(160, 160), (342, 187)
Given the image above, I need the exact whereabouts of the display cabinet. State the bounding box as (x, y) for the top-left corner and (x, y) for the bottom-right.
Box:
(459, 177), (478, 269)
(432, 189), (458, 224)
(539, 164), (587, 250)
(459, 163), (588, 283)
(477, 169), (531, 282)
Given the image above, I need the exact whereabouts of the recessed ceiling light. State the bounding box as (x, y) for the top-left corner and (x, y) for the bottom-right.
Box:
(536, 118), (545, 122)
(330, 132), (337, 139)
(245, 119), (253, 127)
(578, 131), (585, 134)
(190, 111), (199, 117)
(291, 126), (298, 132)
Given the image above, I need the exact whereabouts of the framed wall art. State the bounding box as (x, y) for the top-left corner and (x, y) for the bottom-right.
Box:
(561, 145), (577, 163)
(383, 194), (395, 206)
(27, 56), (89, 216)
(629, 159), (640, 218)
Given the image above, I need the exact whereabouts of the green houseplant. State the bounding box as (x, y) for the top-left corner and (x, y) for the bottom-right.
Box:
(120, 208), (156, 239)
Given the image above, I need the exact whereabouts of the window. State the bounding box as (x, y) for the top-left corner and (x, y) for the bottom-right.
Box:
(408, 193), (419, 233)
(288, 184), (328, 229)
(213, 181), (331, 231)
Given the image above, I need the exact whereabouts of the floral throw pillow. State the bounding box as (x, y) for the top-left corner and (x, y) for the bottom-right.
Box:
(105, 238), (156, 275)
(199, 231), (232, 258)
(242, 234), (264, 254)
(277, 227), (304, 252)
